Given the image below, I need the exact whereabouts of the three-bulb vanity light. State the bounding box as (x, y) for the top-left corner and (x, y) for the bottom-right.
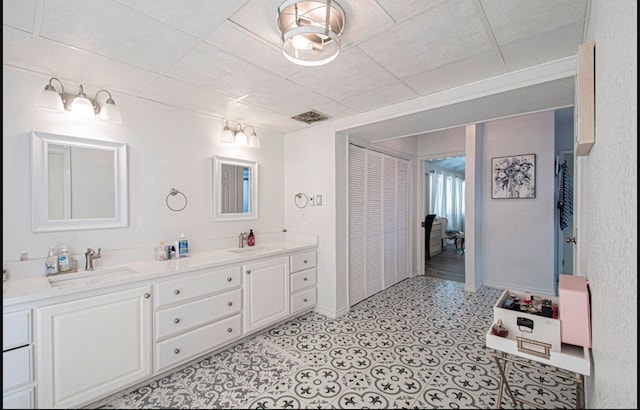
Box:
(39, 77), (122, 124)
(221, 121), (261, 148)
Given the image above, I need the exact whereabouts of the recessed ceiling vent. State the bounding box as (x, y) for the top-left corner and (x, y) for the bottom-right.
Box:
(291, 110), (331, 124)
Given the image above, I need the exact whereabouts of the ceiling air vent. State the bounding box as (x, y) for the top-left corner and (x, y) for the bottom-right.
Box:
(291, 110), (331, 124)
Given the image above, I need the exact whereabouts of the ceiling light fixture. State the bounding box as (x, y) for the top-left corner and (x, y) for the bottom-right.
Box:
(38, 77), (122, 123)
(220, 121), (261, 148)
(277, 0), (345, 67)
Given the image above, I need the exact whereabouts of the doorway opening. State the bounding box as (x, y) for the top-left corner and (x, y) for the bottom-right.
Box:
(422, 156), (466, 283)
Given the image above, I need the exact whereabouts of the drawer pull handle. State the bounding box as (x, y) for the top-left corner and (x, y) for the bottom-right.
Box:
(174, 348), (180, 354)
(227, 277), (232, 282)
(303, 260), (308, 264)
(303, 277), (308, 281)
(227, 328), (233, 333)
(303, 298), (308, 303)
(144, 293), (150, 298)
(173, 289), (180, 295)
(174, 318), (180, 324)
(247, 270), (251, 274)
(227, 301), (233, 306)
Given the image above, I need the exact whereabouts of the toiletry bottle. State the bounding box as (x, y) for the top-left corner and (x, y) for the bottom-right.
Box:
(45, 247), (59, 275)
(58, 246), (71, 272)
(155, 241), (166, 261)
(247, 229), (255, 246)
(178, 233), (189, 257)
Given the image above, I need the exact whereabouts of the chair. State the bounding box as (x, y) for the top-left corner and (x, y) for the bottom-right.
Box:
(424, 214), (436, 259)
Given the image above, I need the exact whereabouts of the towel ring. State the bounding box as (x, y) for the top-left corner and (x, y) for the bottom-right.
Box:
(166, 188), (188, 212)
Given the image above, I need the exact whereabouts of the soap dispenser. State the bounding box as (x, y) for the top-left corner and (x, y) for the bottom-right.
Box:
(247, 229), (255, 246)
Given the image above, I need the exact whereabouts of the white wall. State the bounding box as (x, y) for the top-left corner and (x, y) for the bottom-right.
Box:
(480, 111), (556, 294)
(582, 0), (637, 407)
(3, 67), (285, 277)
(417, 126), (466, 157)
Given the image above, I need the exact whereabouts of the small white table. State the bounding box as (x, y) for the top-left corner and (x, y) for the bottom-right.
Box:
(486, 330), (590, 408)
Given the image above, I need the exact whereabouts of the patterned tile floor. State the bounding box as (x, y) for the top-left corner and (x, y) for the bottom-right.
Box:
(93, 277), (577, 409)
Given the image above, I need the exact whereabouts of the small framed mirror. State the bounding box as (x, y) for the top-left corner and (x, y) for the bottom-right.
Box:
(31, 130), (128, 232)
(212, 156), (258, 221)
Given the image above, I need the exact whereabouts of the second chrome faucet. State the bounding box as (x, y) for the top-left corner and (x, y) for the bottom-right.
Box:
(238, 232), (248, 248)
(85, 248), (101, 271)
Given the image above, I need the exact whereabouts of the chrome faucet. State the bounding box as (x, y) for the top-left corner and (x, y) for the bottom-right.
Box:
(85, 248), (101, 271)
(239, 232), (248, 248)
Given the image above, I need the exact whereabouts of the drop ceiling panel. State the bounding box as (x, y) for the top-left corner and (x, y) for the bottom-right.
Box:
(241, 79), (333, 117)
(373, 0), (448, 22)
(166, 42), (281, 99)
(228, 0), (283, 48)
(214, 101), (281, 125)
(141, 76), (234, 115)
(481, 0), (588, 45)
(501, 22), (584, 71)
(113, 0), (247, 38)
(403, 51), (505, 96)
(336, 0), (395, 47)
(2, 0), (36, 32)
(28, 37), (159, 96)
(341, 81), (419, 113)
(3, 27), (32, 68)
(287, 47), (398, 101)
(204, 21), (302, 78)
(40, 0), (198, 73)
(358, 0), (493, 78)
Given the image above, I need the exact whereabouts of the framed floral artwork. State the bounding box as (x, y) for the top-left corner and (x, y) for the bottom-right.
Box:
(491, 154), (536, 199)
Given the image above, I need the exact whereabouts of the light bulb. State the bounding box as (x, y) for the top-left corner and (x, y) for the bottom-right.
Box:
(234, 130), (248, 146)
(291, 34), (312, 50)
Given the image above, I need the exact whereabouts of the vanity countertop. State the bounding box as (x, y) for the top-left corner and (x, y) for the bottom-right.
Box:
(3, 239), (316, 307)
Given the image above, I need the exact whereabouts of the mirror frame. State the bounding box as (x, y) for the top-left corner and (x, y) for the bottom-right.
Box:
(31, 130), (128, 232)
(212, 156), (258, 222)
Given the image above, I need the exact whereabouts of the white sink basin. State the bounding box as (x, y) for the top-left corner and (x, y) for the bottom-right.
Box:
(227, 246), (282, 255)
(48, 267), (138, 289)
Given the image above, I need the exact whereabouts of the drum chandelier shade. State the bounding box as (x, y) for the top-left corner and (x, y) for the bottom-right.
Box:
(277, 0), (345, 67)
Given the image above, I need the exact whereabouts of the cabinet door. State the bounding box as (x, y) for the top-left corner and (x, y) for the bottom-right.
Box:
(243, 257), (290, 334)
(37, 286), (152, 409)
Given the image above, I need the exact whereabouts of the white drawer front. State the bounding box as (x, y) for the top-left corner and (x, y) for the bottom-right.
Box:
(3, 386), (35, 409)
(3, 310), (32, 351)
(291, 288), (316, 314)
(155, 314), (241, 373)
(290, 268), (316, 293)
(3, 346), (33, 391)
(156, 289), (241, 340)
(290, 251), (316, 273)
(155, 267), (240, 308)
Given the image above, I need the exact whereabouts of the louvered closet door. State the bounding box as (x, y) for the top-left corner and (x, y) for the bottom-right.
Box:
(349, 145), (410, 307)
(396, 159), (409, 281)
(348, 146), (367, 305)
(365, 151), (384, 297)
(383, 156), (397, 288)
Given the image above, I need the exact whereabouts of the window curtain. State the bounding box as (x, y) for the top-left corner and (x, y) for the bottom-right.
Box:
(429, 171), (465, 232)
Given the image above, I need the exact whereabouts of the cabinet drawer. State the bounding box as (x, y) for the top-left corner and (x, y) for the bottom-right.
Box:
(3, 386), (35, 409)
(155, 314), (241, 373)
(290, 251), (316, 273)
(290, 268), (316, 293)
(3, 310), (32, 351)
(291, 287), (316, 314)
(155, 267), (240, 308)
(156, 289), (241, 340)
(3, 346), (33, 391)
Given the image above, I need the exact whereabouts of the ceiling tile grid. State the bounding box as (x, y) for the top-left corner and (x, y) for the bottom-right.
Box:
(2, 0), (589, 134)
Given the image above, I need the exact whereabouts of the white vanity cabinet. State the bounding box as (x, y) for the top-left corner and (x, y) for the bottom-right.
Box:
(153, 266), (242, 373)
(36, 286), (153, 409)
(290, 251), (317, 314)
(243, 257), (290, 335)
(3, 310), (36, 409)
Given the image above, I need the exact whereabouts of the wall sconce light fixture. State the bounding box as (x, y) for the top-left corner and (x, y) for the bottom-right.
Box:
(39, 77), (122, 123)
(221, 121), (261, 148)
(277, 0), (346, 66)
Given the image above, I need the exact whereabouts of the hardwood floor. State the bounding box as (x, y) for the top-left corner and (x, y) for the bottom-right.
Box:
(425, 241), (465, 283)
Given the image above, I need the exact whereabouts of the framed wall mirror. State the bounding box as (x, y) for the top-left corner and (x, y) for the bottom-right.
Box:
(31, 130), (128, 232)
(212, 156), (258, 221)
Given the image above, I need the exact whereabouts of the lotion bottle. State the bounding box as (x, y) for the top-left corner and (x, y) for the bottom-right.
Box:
(178, 233), (189, 257)
(58, 246), (71, 272)
(45, 247), (59, 275)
